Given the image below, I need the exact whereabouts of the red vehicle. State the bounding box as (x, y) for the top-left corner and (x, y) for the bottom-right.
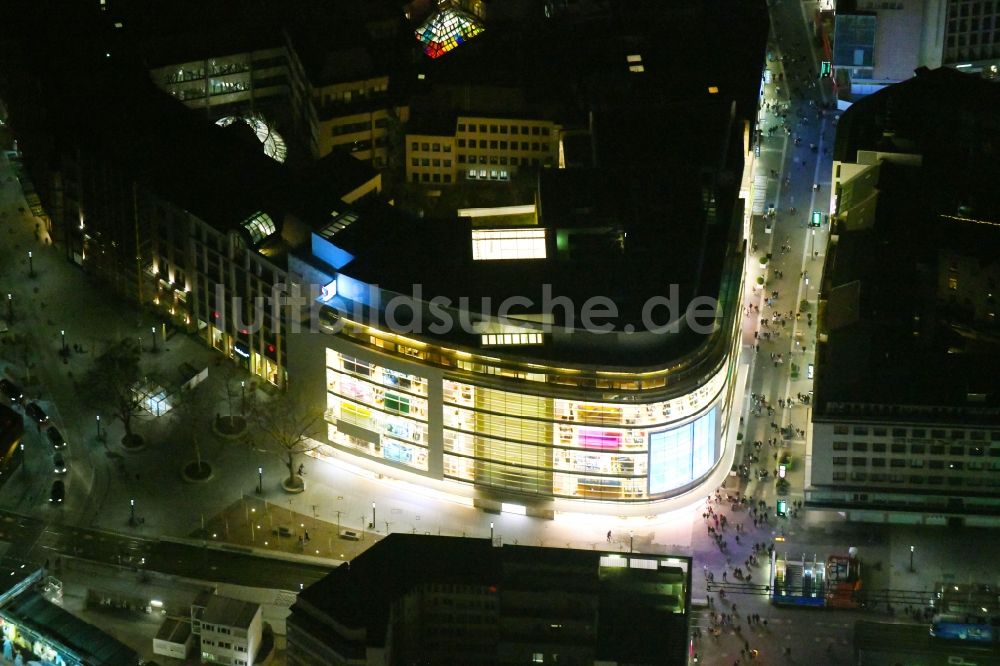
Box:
(826, 555), (862, 609)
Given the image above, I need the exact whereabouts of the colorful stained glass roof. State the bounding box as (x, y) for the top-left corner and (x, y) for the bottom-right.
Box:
(415, 6), (484, 59)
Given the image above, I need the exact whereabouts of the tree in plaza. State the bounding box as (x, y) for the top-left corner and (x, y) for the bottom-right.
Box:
(219, 361), (244, 429)
(253, 390), (324, 491)
(172, 378), (215, 479)
(84, 339), (144, 447)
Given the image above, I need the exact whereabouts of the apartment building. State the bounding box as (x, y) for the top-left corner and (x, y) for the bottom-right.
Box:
(810, 68), (1000, 525)
(192, 593), (263, 666)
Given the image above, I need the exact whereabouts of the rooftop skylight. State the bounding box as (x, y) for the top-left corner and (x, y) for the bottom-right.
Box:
(242, 211), (276, 245)
(415, 6), (484, 59)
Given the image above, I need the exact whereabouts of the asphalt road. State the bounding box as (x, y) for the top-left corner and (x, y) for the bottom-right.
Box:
(0, 508), (333, 591)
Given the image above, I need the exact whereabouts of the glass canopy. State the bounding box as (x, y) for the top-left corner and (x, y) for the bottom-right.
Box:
(415, 6), (484, 59)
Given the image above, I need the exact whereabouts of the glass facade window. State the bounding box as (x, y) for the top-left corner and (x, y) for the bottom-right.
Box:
(437, 367), (725, 500)
(324, 350), (429, 471)
(648, 407), (718, 494)
(471, 228), (546, 260)
(481, 333), (543, 346)
(313, 323), (735, 503)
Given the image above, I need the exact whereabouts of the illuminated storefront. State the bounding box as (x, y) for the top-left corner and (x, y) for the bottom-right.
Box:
(287, 163), (747, 512)
(306, 324), (735, 506)
(326, 352), (431, 472)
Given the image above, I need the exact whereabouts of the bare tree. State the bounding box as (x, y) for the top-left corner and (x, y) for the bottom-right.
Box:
(84, 339), (144, 446)
(218, 361), (243, 428)
(172, 379), (215, 474)
(253, 391), (324, 490)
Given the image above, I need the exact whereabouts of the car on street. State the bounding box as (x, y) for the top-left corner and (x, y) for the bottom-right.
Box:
(49, 480), (64, 504)
(0, 379), (23, 404)
(52, 453), (66, 475)
(46, 427), (66, 449)
(25, 402), (49, 425)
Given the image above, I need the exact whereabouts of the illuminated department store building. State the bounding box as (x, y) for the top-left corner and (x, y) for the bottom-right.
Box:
(288, 159), (748, 516)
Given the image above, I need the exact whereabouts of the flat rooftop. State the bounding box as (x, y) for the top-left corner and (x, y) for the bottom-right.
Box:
(333, 165), (727, 315)
(201, 594), (260, 629)
(293, 534), (690, 665)
(420, 0), (768, 132)
(815, 160), (1000, 423)
(307, 160), (742, 365)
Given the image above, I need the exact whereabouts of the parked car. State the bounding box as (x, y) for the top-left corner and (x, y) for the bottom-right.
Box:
(49, 480), (64, 504)
(0, 379), (23, 404)
(46, 427), (66, 449)
(52, 453), (67, 475)
(25, 402), (49, 425)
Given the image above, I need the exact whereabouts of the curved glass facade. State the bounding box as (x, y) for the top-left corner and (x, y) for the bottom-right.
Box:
(304, 230), (744, 505)
(321, 343), (731, 502)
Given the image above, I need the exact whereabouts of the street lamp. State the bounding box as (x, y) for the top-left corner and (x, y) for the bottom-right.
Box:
(370, 502), (376, 529)
(6, 293), (12, 321)
(129, 498), (136, 527)
(151, 326), (157, 352)
(490, 522), (494, 542)
(629, 530), (634, 553)
(60, 329), (66, 354)
(27, 251), (33, 278)
(257, 466), (263, 495)
(241, 381), (246, 416)
(909, 545), (915, 572)
(96, 415), (102, 441)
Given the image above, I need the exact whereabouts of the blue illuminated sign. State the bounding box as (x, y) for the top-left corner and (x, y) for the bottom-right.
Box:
(649, 406), (718, 495)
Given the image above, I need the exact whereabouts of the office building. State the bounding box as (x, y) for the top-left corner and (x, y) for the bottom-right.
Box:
(407, 115), (561, 185)
(283, 0), (413, 164)
(810, 67), (1000, 525)
(133, 2), (291, 114)
(828, 0), (1000, 98)
(287, 534), (691, 666)
(192, 593), (263, 666)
